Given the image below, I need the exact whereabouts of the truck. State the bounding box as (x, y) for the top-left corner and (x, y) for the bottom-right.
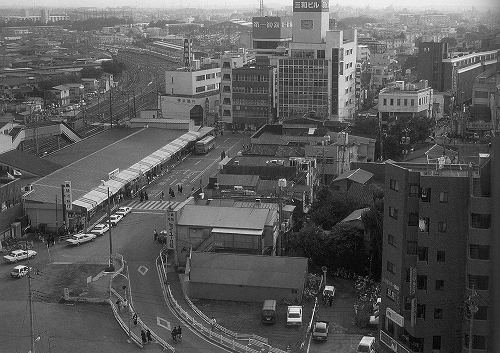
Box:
(311, 320), (329, 341)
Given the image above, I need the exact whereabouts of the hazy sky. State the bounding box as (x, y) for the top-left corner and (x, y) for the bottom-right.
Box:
(1, 0), (498, 10)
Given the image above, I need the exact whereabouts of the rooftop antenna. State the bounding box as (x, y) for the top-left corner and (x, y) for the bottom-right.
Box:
(259, 0), (264, 16)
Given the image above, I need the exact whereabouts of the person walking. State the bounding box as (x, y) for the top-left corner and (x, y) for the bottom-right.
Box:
(161, 191), (165, 201)
(177, 326), (182, 340)
(141, 330), (147, 344)
(179, 185), (183, 194)
(146, 329), (152, 342)
(133, 313), (138, 326)
(211, 317), (217, 331)
(171, 326), (178, 342)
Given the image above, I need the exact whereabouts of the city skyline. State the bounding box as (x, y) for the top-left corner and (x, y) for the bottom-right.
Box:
(0, 0), (498, 11)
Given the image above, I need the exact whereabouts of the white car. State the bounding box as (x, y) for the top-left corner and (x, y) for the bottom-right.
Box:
(11, 265), (31, 278)
(3, 249), (37, 263)
(91, 223), (109, 236)
(323, 285), (336, 298)
(115, 206), (131, 217)
(66, 233), (97, 246)
(109, 214), (123, 226)
(286, 306), (303, 326)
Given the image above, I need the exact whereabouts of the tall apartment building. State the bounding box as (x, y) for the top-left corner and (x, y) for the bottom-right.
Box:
(379, 140), (499, 353)
(277, 0), (357, 121)
(417, 42), (449, 92)
(219, 49), (254, 127)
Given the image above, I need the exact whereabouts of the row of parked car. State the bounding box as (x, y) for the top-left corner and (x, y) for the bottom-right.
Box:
(64, 207), (131, 246)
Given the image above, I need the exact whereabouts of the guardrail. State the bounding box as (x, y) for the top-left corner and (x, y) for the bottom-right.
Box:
(156, 249), (278, 353)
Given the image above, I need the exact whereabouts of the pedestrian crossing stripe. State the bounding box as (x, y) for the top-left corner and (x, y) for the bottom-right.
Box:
(127, 200), (180, 211)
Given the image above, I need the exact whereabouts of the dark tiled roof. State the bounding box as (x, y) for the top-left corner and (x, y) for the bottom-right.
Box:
(0, 149), (61, 177)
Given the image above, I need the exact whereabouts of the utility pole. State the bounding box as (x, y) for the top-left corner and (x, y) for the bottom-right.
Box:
(27, 241), (35, 353)
(109, 88), (113, 128)
(133, 93), (136, 119)
(107, 187), (114, 271)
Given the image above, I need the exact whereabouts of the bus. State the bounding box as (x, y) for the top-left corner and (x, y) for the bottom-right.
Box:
(195, 136), (215, 154)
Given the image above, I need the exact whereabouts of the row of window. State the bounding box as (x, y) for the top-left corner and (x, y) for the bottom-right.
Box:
(345, 62), (354, 70)
(195, 72), (219, 81)
(345, 74), (353, 82)
(233, 74), (269, 82)
(232, 86), (269, 94)
(195, 83), (218, 93)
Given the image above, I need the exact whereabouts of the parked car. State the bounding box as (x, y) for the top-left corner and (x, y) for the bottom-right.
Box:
(3, 249), (37, 263)
(356, 336), (376, 353)
(312, 321), (329, 341)
(66, 233), (96, 246)
(261, 299), (277, 324)
(115, 206), (131, 217)
(286, 306), (303, 326)
(11, 265), (31, 278)
(109, 214), (123, 226)
(91, 223), (109, 236)
(323, 285), (336, 298)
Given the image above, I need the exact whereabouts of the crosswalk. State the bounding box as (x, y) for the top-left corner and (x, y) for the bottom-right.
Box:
(127, 200), (181, 212)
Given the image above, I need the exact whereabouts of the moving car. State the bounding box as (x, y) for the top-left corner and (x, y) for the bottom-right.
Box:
(11, 265), (31, 278)
(312, 321), (329, 341)
(261, 299), (277, 324)
(66, 233), (96, 246)
(115, 206), (131, 217)
(109, 214), (123, 227)
(286, 306), (303, 326)
(3, 249), (37, 263)
(91, 223), (109, 236)
(323, 285), (336, 298)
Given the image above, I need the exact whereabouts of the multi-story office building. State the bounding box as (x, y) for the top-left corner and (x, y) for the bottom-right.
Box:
(230, 64), (277, 130)
(220, 49), (254, 127)
(370, 53), (395, 89)
(379, 139), (499, 353)
(277, 0), (357, 121)
(160, 63), (221, 125)
(378, 80), (433, 119)
(417, 42), (498, 105)
(252, 16), (292, 57)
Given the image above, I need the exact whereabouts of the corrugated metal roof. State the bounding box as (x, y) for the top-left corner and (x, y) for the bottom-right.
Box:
(177, 205), (269, 230)
(190, 252), (308, 289)
(333, 168), (373, 185)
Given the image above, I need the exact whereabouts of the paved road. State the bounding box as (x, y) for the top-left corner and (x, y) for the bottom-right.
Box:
(0, 134), (245, 352)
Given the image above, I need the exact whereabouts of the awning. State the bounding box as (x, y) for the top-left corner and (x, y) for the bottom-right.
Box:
(114, 169), (139, 183)
(211, 227), (263, 236)
(73, 199), (94, 211)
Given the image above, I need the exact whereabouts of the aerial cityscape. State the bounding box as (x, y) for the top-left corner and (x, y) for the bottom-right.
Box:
(0, 1), (498, 353)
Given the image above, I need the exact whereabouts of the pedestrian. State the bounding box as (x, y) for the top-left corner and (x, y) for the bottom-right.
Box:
(145, 192), (148, 201)
(329, 295), (333, 307)
(171, 326), (178, 341)
(146, 329), (152, 342)
(177, 184), (180, 193)
(161, 191), (165, 201)
(154, 229), (158, 242)
(179, 185), (183, 194)
(133, 313), (138, 326)
(116, 299), (121, 311)
(177, 326), (182, 339)
(211, 317), (216, 331)
(141, 329), (147, 344)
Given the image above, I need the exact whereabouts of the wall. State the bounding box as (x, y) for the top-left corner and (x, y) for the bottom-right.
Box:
(189, 282), (302, 303)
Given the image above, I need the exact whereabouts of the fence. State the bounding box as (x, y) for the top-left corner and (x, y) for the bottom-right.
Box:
(156, 249), (289, 353)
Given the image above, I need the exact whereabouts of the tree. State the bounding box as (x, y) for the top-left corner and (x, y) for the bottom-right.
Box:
(327, 223), (367, 274)
(81, 67), (103, 79)
(101, 60), (126, 76)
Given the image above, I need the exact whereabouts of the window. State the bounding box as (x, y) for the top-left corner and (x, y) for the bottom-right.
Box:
(468, 275), (489, 290)
(223, 74), (231, 80)
(409, 184), (419, 196)
(407, 241), (417, 255)
(223, 85), (231, 92)
(195, 75), (205, 81)
(387, 261), (395, 274)
(437, 251), (445, 262)
(476, 306), (488, 320)
(417, 247), (428, 262)
(389, 179), (399, 191)
(404, 98), (408, 106)
(438, 221), (447, 232)
(408, 213), (419, 226)
(222, 61), (231, 68)
(300, 19), (314, 30)
(390, 98), (394, 106)
(405, 268), (410, 282)
(397, 99), (401, 106)
(387, 234), (396, 246)
(439, 191), (448, 203)
(432, 307), (443, 320)
(206, 84), (216, 91)
(411, 99), (415, 106)
(383, 98), (387, 105)
(195, 86), (206, 93)
(464, 335), (487, 350)
(389, 206), (398, 219)
(417, 275), (427, 290)
(469, 244), (490, 260)
(433, 336), (442, 349)
(222, 110), (231, 116)
(471, 213), (491, 229)
(317, 50), (325, 59)
(435, 280), (444, 290)
(417, 304), (426, 319)
(223, 98), (231, 104)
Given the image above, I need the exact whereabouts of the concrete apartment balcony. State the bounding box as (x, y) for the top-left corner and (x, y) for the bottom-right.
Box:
(380, 329), (415, 353)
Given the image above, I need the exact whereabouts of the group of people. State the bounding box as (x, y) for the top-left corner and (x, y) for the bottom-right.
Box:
(171, 325), (182, 342)
(139, 190), (149, 202)
(140, 329), (152, 344)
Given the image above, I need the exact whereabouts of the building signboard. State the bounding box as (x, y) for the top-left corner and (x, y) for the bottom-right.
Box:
(293, 0), (329, 12)
(252, 16), (283, 39)
(409, 267), (417, 295)
(386, 307), (404, 327)
(166, 209), (177, 250)
(183, 38), (192, 68)
(410, 298), (417, 327)
(62, 181), (72, 211)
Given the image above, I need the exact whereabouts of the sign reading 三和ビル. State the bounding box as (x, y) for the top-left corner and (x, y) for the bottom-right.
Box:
(293, 0), (329, 12)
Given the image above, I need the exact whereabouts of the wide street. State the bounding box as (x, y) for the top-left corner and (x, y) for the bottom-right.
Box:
(0, 134), (244, 353)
